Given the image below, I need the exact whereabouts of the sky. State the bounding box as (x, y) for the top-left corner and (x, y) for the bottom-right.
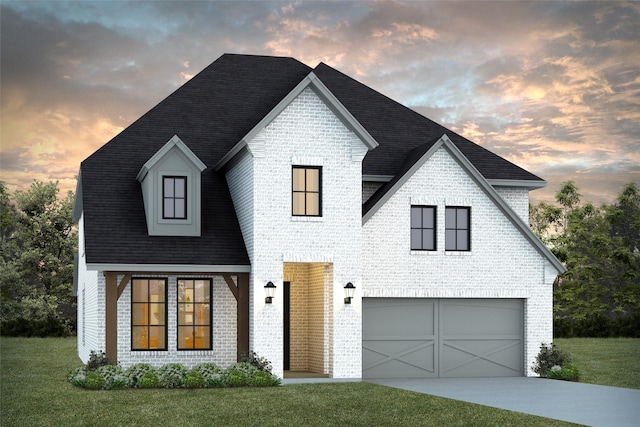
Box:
(1, 1), (639, 205)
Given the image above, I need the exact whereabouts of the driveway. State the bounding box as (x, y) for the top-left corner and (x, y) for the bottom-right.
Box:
(366, 377), (640, 427)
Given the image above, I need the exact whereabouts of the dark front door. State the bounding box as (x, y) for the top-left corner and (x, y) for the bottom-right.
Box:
(284, 281), (290, 371)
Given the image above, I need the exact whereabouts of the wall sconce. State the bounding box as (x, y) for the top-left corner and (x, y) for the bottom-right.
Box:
(344, 282), (355, 304)
(264, 281), (276, 304)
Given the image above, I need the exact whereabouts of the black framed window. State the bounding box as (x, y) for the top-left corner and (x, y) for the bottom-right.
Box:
(292, 166), (321, 216)
(163, 176), (187, 219)
(177, 279), (212, 350)
(411, 205), (436, 250)
(131, 278), (167, 350)
(445, 206), (471, 251)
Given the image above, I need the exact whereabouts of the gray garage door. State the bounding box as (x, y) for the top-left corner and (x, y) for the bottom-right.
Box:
(362, 298), (523, 378)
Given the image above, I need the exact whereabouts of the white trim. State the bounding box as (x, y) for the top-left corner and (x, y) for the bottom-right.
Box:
(86, 264), (251, 273)
(488, 179), (546, 189)
(362, 175), (393, 182)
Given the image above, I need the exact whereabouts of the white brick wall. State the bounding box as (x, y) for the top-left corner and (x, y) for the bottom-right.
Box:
(76, 215), (104, 364)
(226, 87), (364, 378)
(494, 186), (530, 223)
(115, 275), (237, 369)
(362, 147), (553, 376)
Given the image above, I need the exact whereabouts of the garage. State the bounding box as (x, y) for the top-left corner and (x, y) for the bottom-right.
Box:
(362, 298), (523, 378)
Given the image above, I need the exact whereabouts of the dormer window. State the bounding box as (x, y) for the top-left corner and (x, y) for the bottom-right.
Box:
(136, 135), (206, 236)
(163, 176), (187, 219)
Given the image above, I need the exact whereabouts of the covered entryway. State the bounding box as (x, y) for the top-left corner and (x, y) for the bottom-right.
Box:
(283, 263), (332, 377)
(362, 298), (523, 378)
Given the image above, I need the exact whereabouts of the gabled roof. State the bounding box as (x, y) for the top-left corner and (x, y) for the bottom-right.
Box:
(136, 134), (207, 182)
(363, 134), (565, 273)
(76, 53), (546, 267)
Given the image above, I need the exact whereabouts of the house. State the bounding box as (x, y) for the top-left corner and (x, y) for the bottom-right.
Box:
(73, 53), (565, 379)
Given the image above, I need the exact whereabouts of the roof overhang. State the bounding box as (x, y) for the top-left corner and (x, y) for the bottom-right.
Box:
(86, 264), (251, 273)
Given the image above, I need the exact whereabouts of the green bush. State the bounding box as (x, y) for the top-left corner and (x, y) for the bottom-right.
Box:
(84, 371), (105, 390)
(158, 363), (188, 388)
(192, 362), (224, 388)
(547, 363), (580, 382)
(0, 295), (72, 337)
(532, 342), (571, 377)
(224, 368), (249, 387)
(97, 365), (128, 390)
(125, 363), (157, 388)
(138, 371), (160, 388)
(555, 314), (640, 338)
(69, 359), (280, 390)
(67, 367), (87, 387)
(251, 370), (280, 387)
(185, 370), (205, 388)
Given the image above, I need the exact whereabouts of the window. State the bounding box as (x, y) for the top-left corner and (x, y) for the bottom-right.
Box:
(411, 206), (436, 250)
(163, 176), (187, 219)
(445, 207), (471, 251)
(292, 166), (321, 216)
(177, 279), (212, 350)
(132, 278), (167, 350)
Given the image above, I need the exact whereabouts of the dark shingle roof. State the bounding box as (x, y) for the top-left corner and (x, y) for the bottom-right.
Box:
(79, 53), (543, 265)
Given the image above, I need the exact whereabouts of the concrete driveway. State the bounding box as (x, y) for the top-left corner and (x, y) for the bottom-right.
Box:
(366, 377), (640, 427)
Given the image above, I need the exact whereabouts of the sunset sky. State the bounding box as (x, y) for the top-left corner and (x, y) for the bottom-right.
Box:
(1, 1), (639, 205)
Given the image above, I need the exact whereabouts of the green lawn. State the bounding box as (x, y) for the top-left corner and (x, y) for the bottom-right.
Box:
(0, 337), (584, 427)
(554, 337), (640, 389)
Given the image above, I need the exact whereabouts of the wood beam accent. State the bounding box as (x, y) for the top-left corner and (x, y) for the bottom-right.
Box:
(117, 273), (131, 299)
(237, 273), (250, 361)
(222, 274), (239, 301)
(104, 272), (118, 363)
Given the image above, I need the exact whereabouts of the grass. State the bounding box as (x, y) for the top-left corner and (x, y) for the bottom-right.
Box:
(0, 337), (583, 427)
(554, 337), (640, 389)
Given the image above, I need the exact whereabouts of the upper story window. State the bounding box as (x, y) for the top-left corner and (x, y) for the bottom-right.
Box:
(292, 166), (322, 216)
(132, 278), (167, 351)
(163, 176), (187, 219)
(445, 206), (471, 251)
(411, 205), (436, 251)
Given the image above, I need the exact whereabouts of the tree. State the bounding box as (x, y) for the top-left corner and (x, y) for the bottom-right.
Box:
(531, 181), (640, 336)
(0, 180), (77, 336)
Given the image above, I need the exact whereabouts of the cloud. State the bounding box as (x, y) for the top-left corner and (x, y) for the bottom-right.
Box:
(1, 1), (638, 207)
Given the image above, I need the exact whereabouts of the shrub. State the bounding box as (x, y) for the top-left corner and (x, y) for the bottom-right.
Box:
(86, 350), (114, 371)
(251, 370), (280, 387)
(224, 368), (249, 387)
(185, 370), (205, 388)
(84, 371), (105, 390)
(97, 365), (128, 390)
(192, 362), (224, 388)
(241, 351), (273, 373)
(138, 371), (160, 388)
(158, 363), (188, 388)
(126, 363), (157, 388)
(532, 342), (571, 377)
(68, 367), (87, 387)
(547, 363), (580, 382)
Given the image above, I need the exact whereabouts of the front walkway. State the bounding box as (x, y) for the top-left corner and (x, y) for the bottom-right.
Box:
(366, 377), (640, 427)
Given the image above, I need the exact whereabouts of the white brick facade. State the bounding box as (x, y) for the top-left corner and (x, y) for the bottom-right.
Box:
(76, 82), (558, 379)
(362, 147), (553, 376)
(226, 87), (364, 378)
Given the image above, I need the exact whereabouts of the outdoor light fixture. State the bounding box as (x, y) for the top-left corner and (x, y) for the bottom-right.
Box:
(264, 281), (276, 304)
(344, 282), (355, 304)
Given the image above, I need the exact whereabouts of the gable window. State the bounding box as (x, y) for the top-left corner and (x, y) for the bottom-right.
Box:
(292, 166), (322, 216)
(132, 278), (167, 350)
(177, 279), (212, 350)
(411, 205), (436, 251)
(163, 176), (187, 219)
(445, 206), (471, 251)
